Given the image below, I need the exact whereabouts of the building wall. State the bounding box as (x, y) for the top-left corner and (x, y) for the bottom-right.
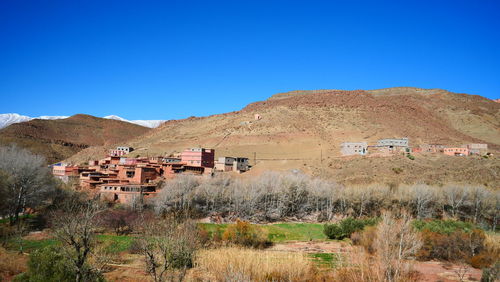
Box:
(419, 144), (445, 153)
(443, 147), (469, 156)
(377, 138), (409, 147)
(215, 157), (249, 172)
(465, 144), (488, 150)
(181, 148), (215, 168)
(340, 142), (367, 156)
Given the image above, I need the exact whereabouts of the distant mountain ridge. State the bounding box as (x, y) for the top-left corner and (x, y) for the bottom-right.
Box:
(0, 114), (151, 163)
(0, 113), (166, 129)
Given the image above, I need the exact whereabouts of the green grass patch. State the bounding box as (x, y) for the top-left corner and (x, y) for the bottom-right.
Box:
(0, 214), (34, 224)
(199, 222), (327, 242)
(308, 252), (341, 267)
(6, 238), (59, 252)
(265, 223), (326, 242)
(97, 234), (135, 253)
(5, 234), (135, 254)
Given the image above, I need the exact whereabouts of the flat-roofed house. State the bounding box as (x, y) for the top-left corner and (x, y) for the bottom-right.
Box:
(373, 138), (410, 154)
(117, 165), (159, 184)
(377, 138), (409, 147)
(419, 144), (445, 153)
(99, 183), (157, 205)
(340, 142), (368, 156)
(464, 143), (488, 155)
(215, 157), (250, 172)
(443, 147), (469, 156)
(181, 148), (215, 168)
(109, 146), (134, 157)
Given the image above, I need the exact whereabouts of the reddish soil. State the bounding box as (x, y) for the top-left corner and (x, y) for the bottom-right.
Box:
(414, 261), (482, 282)
(271, 241), (484, 282)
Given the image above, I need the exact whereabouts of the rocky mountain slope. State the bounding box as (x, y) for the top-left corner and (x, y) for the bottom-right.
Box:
(66, 87), (500, 186)
(0, 114), (150, 163)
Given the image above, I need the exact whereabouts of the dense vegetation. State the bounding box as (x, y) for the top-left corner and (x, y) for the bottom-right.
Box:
(154, 173), (499, 230)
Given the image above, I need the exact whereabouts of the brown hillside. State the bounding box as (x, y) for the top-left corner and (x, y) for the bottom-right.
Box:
(67, 87), (500, 186)
(0, 114), (150, 163)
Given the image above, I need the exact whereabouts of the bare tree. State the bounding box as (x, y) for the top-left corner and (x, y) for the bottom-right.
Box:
(467, 186), (490, 224)
(443, 186), (468, 219)
(0, 145), (56, 225)
(137, 217), (199, 282)
(373, 211), (422, 282)
(52, 198), (104, 282)
(409, 184), (435, 219)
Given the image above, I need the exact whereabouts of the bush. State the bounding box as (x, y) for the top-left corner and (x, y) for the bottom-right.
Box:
(481, 262), (500, 282)
(0, 247), (26, 281)
(128, 238), (143, 254)
(392, 167), (403, 174)
(417, 228), (489, 266)
(471, 252), (497, 269)
(413, 219), (476, 234)
(324, 218), (378, 240)
(351, 225), (377, 254)
(15, 245), (104, 282)
(99, 209), (139, 235)
(222, 220), (272, 248)
(407, 154), (415, 160)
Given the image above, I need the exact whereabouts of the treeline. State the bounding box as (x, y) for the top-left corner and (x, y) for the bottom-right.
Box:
(154, 172), (499, 229)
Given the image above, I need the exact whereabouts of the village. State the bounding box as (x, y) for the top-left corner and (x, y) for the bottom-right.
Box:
(51, 138), (490, 206)
(341, 137), (489, 157)
(52, 147), (250, 204)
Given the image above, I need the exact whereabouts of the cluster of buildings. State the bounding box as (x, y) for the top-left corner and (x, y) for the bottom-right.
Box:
(341, 138), (489, 157)
(52, 147), (250, 205)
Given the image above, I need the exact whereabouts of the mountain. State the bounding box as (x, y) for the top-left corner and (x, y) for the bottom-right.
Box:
(68, 87), (499, 186)
(103, 115), (166, 128)
(0, 114), (151, 163)
(0, 113), (69, 129)
(0, 113), (165, 129)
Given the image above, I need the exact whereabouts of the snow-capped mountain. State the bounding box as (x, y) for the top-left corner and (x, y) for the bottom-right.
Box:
(0, 113), (69, 129)
(0, 113), (165, 129)
(103, 115), (166, 128)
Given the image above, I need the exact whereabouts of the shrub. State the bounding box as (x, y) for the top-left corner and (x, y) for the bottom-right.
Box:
(324, 218), (378, 240)
(0, 247), (26, 281)
(351, 225), (377, 254)
(392, 167), (403, 174)
(99, 209), (139, 235)
(413, 219), (476, 234)
(471, 252), (497, 269)
(417, 228), (489, 266)
(16, 245), (104, 282)
(128, 238), (143, 254)
(222, 220), (272, 248)
(481, 262), (500, 282)
(407, 154), (415, 160)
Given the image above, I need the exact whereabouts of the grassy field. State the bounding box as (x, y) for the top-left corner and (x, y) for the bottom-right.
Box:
(6, 234), (135, 254)
(200, 222), (327, 242)
(5, 223), (327, 254)
(308, 252), (342, 267)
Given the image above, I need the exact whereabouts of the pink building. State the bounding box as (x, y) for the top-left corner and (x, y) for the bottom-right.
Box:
(181, 148), (215, 168)
(443, 147), (469, 156)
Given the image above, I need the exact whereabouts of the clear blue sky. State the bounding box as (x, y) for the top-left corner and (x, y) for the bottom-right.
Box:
(1, 0), (499, 120)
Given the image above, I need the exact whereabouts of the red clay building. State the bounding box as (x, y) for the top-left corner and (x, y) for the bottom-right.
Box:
(443, 147), (469, 156)
(181, 148), (215, 168)
(99, 183), (156, 204)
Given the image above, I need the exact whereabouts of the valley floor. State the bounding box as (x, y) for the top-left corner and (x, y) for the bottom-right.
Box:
(2, 222), (488, 282)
